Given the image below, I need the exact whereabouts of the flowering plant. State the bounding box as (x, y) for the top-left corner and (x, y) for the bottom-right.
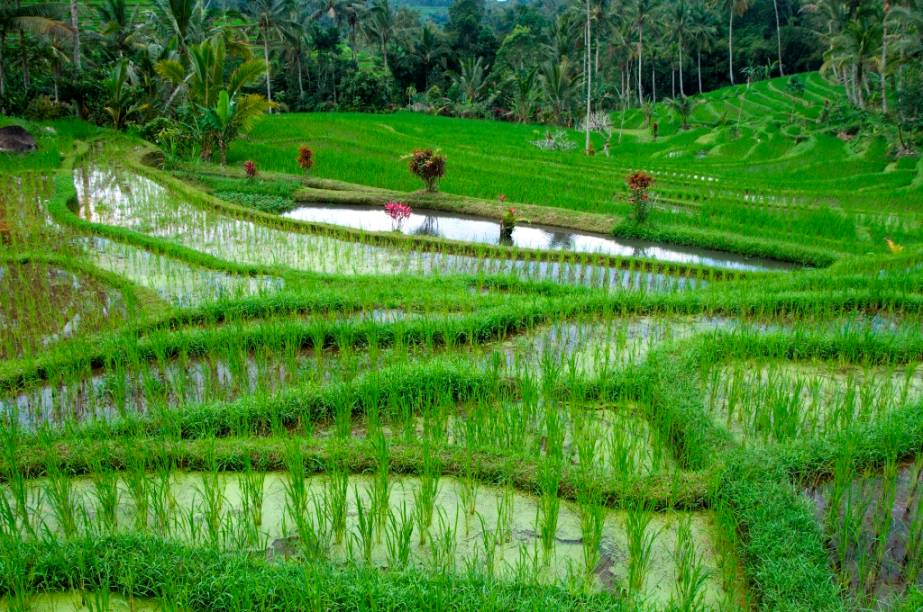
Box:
(405, 149), (446, 192)
(626, 171), (655, 223)
(384, 200), (412, 231)
(244, 160), (257, 179)
(297, 145), (314, 172)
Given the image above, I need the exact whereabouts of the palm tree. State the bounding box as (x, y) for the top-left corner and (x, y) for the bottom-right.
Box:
(771, 0), (784, 76)
(666, 94), (700, 129)
(0, 3), (70, 97)
(157, 35), (267, 109)
(713, 0), (750, 84)
(583, 0), (592, 153)
(97, 0), (139, 58)
(506, 67), (538, 123)
(152, 0), (210, 57)
(824, 10), (881, 109)
(70, 0), (80, 70)
(452, 56), (490, 104)
(667, 0), (692, 97)
(242, 0), (293, 109)
(363, 0), (396, 73)
(199, 89), (272, 164)
(414, 25), (450, 90)
(632, 0), (655, 105)
(540, 58), (577, 125)
(690, 0), (719, 94)
(313, 0), (363, 60)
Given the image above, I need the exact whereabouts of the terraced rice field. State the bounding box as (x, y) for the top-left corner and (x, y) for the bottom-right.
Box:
(0, 74), (921, 610)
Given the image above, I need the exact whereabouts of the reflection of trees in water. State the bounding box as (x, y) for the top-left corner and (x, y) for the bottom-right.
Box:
(412, 215), (441, 238)
(546, 231), (574, 250)
(632, 247), (653, 259)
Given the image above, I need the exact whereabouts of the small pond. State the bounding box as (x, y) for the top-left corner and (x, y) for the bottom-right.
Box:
(284, 204), (797, 272)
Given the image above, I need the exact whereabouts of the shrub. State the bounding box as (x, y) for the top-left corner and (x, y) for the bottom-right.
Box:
(626, 171), (655, 223)
(297, 145), (314, 173)
(406, 149), (446, 192)
(25, 95), (69, 121)
(244, 160), (257, 179)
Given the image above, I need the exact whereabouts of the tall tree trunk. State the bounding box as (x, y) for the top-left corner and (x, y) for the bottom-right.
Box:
(296, 54), (304, 98)
(595, 34), (599, 75)
(637, 24), (643, 105)
(697, 47), (703, 93)
(19, 29), (29, 92)
(584, 0), (591, 155)
(880, 6), (888, 114)
(772, 0), (783, 76)
(728, 10), (735, 85)
(651, 61), (656, 103)
(381, 36), (389, 73)
(262, 25), (273, 111)
(671, 64), (675, 98)
(854, 63), (865, 109)
(70, 0), (81, 70)
(679, 42), (685, 96)
(0, 34), (5, 98)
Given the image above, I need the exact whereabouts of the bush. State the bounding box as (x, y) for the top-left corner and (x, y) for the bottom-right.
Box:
(298, 145), (314, 173)
(407, 149), (446, 192)
(244, 160), (257, 179)
(25, 95), (70, 121)
(339, 69), (397, 111)
(626, 171), (655, 223)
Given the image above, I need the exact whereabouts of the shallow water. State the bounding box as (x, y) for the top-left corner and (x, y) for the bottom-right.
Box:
(285, 204), (796, 272)
(72, 163), (709, 291)
(14, 472), (734, 606)
(804, 459), (923, 607)
(0, 262), (127, 359)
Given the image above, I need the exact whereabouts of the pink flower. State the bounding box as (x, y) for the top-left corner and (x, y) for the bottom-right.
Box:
(384, 200), (412, 221)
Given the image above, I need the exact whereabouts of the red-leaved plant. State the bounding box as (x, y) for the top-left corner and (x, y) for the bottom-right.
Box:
(626, 171), (655, 223)
(244, 160), (257, 179)
(406, 149), (446, 192)
(384, 200), (412, 231)
(297, 145), (314, 173)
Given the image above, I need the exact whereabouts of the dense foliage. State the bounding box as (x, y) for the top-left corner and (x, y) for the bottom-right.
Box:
(1, 0), (921, 156)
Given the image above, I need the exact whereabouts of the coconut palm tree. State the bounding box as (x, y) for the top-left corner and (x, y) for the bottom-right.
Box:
(363, 0), (397, 73)
(771, 0), (784, 76)
(97, 0), (140, 59)
(313, 0), (363, 60)
(0, 3), (70, 97)
(713, 0), (750, 84)
(452, 56), (490, 104)
(690, 0), (719, 93)
(631, 0), (655, 105)
(70, 0), (80, 70)
(506, 67), (538, 123)
(156, 35), (267, 109)
(666, 0), (692, 97)
(152, 0), (212, 58)
(199, 89), (272, 164)
(411, 24), (450, 90)
(242, 0), (294, 109)
(666, 94), (700, 129)
(541, 58), (576, 126)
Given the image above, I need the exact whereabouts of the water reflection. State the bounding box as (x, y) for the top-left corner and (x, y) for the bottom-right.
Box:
(284, 204), (795, 272)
